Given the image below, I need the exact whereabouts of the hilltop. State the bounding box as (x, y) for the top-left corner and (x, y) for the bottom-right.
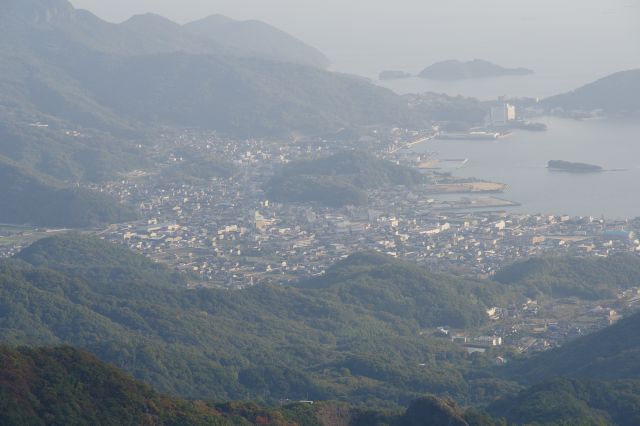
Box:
(185, 14), (330, 68)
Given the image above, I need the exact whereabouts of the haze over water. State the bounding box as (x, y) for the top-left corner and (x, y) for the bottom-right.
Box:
(414, 117), (640, 219)
(70, 0), (640, 99)
(70, 0), (640, 217)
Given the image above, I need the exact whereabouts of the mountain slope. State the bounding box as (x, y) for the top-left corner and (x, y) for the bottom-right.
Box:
(0, 345), (507, 425)
(488, 378), (640, 426)
(0, 157), (137, 227)
(0, 234), (510, 404)
(0, 0), (413, 145)
(494, 254), (640, 299)
(0, 346), (226, 425)
(185, 15), (330, 68)
(503, 311), (640, 384)
(544, 69), (640, 116)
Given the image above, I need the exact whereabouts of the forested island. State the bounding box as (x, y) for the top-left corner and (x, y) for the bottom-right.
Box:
(547, 160), (603, 173)
(418, 59), (533, 80)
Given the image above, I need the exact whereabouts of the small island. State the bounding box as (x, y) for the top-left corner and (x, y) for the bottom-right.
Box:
(418, 59), (533, 80)
(547, 160), (603, 173)
(379, 70), (413, 80)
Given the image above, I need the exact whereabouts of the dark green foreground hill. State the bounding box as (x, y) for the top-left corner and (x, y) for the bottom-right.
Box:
(6, 237), (640, 423)
(488, 378), (640, 426)
(0, 346), (226, 425)
(1, 234), (508, 405)
(0, 345), (505, 425)
(6, 345), (640, 425)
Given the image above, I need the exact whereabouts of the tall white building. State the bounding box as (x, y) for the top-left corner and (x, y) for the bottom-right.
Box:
(487, 102), (516, 127)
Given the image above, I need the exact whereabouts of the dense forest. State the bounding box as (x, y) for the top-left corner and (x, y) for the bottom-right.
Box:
(4, 236), (640, 423)
(266, 151), (426, 207)
(7, 345), (640, 425)
(1, 234), (512, 405)
(494, 254), (640, 300)
(0, 346), (226, 425)
(502, 309), (640, 384)
(488, 378), (640, 426)
(0, 345), (510, 425)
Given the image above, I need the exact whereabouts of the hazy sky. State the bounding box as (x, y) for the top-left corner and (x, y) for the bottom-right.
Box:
(69, 0), (640, 81)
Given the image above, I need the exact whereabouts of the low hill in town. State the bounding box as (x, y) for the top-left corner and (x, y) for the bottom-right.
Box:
(266, 151), (426, 207)
(184, 14), (330, 68)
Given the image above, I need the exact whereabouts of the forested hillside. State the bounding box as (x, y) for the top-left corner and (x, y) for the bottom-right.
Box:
(0, 346), (225, 425)
(0, 234), (510, 405)
(488, 378), (640, 426)
(0, 345), (509, 425)
(266, 151), (426, 207)
(502, 310), (640, 384)
(494, 254), (640, 299)
(0, 157), (137, 227)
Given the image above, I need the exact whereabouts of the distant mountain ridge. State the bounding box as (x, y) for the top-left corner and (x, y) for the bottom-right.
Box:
(185, 14), (330, 68)
(0, 0), (415, 185)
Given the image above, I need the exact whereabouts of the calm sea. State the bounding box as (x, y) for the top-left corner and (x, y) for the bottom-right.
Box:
(412, 117), (640, 219)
